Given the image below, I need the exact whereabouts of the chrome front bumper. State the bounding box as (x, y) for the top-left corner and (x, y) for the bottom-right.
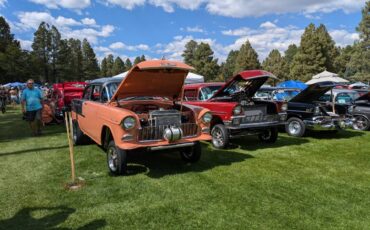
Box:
(304, 116), (354, 131)
(226, 112), (287, 130)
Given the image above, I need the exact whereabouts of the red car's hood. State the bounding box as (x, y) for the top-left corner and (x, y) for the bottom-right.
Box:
(110, 60), (194, 102)
(211, 70), (277, 99)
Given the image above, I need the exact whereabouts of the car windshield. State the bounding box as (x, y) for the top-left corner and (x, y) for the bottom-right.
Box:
(272, 89), (300, 101)
(336, 92), (360, 104)
(199, 85), (222, 101)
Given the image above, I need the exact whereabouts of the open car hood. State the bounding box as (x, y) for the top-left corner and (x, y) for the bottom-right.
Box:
(110, 60), (194, 102)
(289, 81), (336, 103)
(210, 70), (277, 99)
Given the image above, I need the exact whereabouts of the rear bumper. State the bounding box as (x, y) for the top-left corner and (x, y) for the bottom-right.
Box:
(304, 116), (354, 131)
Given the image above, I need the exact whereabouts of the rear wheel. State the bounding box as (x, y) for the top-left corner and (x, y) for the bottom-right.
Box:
(107, 140), (127, 175)
(285, 117), (306, 137)
(258, 127), (278, 143)
(353, 115), (370, 131)
(72, 121), (89, 145)
(179, 142), (201, 163)
(211, 124), (229, 149)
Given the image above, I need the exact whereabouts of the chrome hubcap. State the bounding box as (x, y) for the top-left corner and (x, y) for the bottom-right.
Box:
(354, 117), (369, 130)
(212, 127), (224, 147)
(260, 130), (272, 140)
(288, 121), (301, 135)
(108, 147), (118, 172)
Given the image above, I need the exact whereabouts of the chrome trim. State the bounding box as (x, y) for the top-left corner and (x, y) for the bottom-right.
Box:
(149, 142), (195, 151)
(138, 123), (198, 142)
(121, 134), (133, 141)
(304, 116), (353, 130)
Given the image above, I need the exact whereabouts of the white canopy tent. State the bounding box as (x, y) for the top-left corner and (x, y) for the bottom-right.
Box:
(112, 71), (204, 84)
(306, 70), (349, 85)
(349, 82), (368, 88)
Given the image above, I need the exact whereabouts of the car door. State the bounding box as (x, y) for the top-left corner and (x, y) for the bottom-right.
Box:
(80, 84), (102, 141)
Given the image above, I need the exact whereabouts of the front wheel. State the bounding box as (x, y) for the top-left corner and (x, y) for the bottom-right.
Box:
(211, 124), (229, 149)
(179, 142), (201, 163)
(107, 141), (127, 175)
(353, 115), (370, 131)
(258, 127), (278, 143)
(285, 117), (306, 137)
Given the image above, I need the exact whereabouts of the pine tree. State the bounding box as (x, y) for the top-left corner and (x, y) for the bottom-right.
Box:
(0, 16), (15, 53)
(56, 39), (72, 81)
(68, 38), (83, 80)
(125, 58), (132, 70)
(140, 55), (146, 62)
(112, 57), (125, 75)
(101, 58), (108, 77)
(234, 40), (260, 74)
(334, 45), (354, 77)
(284, 44), (298, 79)
(182, 40), (198, 66)
(49, 25), (61, 83)
(191, 42), (220, 82)
(290, 23), (326, 81)
(82, 38), (100, 80)
(262, 49), (288, 82)
(106, 54), (114, 76)
(316, 24), (339, 72)
(221, 50), (239, 80)
(133, 56), (141, 65)
(32, 22), (51, 83)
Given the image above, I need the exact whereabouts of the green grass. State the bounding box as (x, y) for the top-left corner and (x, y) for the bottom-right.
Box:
(0, 106), (370, 229)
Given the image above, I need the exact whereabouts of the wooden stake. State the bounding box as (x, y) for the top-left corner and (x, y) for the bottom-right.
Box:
(65, 112), (76, 182)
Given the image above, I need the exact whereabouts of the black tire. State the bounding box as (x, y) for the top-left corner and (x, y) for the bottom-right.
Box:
(258, 127), (278, 143)
(107, 140), (127, 175)
(353, 115), (370, 131)
(211, 124), (229, 149)
(72, 121), (88, 145)
(180, 142), (202, 163)
(285, 117), (306, 137)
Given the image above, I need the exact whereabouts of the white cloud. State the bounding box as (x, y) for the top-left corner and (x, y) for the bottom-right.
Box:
(329, 29), (359, 47)
(81, 17), (96, 26)
(185, 26), (204, 33)
(109, 42), (150, 51)
(104, 0), (145, 10)
(15, 11), (114, 44)
(222, 27), (255, 36)
(29, 0), (90, 9)
(0, 0), (7, 7)
(19, 39), (33, 50)
(148, 0), (205, 13)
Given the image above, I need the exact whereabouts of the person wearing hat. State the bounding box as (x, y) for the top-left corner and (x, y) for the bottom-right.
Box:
(21, 79), (43, 136)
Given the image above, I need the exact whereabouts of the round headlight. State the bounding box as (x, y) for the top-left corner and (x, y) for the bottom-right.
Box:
(202, 112), (212, 123)
(314, 106), (321, 115)
(233, 105), (242, 115)
(281, 103), (288, 112)
(122, 116), (136, 130)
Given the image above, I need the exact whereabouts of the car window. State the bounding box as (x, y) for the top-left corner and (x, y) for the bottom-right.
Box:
(336, 93), (357, 104)
(199, 86), (222, 101)
(83, 86), (92, 100)
(91, 85), (102, 101)
(318, 94), (331, 102)
(184, 89), (197, 101)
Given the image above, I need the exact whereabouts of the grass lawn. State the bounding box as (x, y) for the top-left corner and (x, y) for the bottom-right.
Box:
(0, 106), (370, 229)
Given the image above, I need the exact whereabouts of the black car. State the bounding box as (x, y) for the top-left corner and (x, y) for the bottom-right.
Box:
(351, 92), (370, 131)
(285, 81), (353, 137)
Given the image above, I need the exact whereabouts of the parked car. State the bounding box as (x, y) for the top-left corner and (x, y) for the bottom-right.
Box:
(254, 87), (301, 101)
(51, 82), (87, 118)
(351, 92), (370, 131)
(285, 82), (353, 137)
(184, 70), (287, 149)
(71, 60), (212, 175)
(183, 82), (224, 101)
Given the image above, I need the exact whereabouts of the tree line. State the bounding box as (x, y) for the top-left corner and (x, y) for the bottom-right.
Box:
(0, 1), (369, 84)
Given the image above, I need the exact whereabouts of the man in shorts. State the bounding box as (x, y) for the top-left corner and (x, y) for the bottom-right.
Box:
(21, 79), (43, 136)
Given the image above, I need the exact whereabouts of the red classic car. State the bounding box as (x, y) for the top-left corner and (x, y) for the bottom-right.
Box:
(51, 82), (87, 118)
(184, 70), (287, 148)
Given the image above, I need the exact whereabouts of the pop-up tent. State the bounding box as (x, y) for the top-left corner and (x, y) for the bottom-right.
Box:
(111, 71), (204, 84)
(349, 82), (368, 89)
(306, 70), (349, 85)
(276, 80), (307, 90)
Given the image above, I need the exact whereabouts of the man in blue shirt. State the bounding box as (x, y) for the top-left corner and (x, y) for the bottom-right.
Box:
(21, 79), (43, 136)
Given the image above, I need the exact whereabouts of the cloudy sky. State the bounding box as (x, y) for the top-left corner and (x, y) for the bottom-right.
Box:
(0, 0), (365, 62)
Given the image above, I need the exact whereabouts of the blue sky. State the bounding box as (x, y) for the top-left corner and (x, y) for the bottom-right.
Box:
(0, 0), (365, 62)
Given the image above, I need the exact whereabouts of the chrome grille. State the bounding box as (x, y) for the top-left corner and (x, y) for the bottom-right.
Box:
(138, 123), (199, 142)
(241, 114), (279, 124)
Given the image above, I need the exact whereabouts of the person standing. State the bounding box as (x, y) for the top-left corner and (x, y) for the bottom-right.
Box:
(21, 79), (43, 136)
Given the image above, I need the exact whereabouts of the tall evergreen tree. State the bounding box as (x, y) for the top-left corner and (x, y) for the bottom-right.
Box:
(262, 49), (288, 82)
(182, 40), (198, 66)
(334, 45), (355, 77)
(68, 38), (83, 80)
(191, 42), (220, 82)
(82, 38), (100, 80)
(32, 22), (51, 82)
(316, 24), (339, 72)
(234, 40), (260, 74)
(49, 25), (61, 82)
(133, 56), (141, 65)
(125, 58), (132, 70)
(140, 55), (146, 62)
(0, 16), (15, 53)
(56, 39), (72, 81)
(106, 54), (114, 76)
(284, 44), (298, 79)
(290, 23), (326, 81)
(101, 57), (108, 77)
(221, 50), (239, 80)
(112, 57), (125, 75)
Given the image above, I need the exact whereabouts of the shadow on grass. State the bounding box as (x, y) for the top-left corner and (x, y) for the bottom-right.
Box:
(125, 143), (253, 178)
(0, 206), (106, 230)
(0, 109), (66, 143)
(305, 129), (365, 139)
(232, 135), (309, 151)
(0, 145), (68, 157)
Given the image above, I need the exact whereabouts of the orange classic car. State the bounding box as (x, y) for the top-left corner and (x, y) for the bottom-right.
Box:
(71, 60), (212, 175)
